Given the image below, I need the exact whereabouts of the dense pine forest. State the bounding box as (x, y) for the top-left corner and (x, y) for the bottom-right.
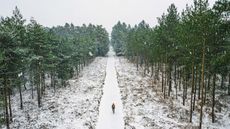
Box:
(111, 0), (229, 128)
(0, 7), (109, 128)
(0, 0), (229, 128)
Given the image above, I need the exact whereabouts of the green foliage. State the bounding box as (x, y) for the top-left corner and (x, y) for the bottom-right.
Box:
(111, 21), (130, 56)
(0, 6), (110, 125)
(0, 82), (3, 126)
(111, 0), (229, 76)
(111, 1), (229, 127)
(51, 23), (109, 82)
(0, 7), (109, 86)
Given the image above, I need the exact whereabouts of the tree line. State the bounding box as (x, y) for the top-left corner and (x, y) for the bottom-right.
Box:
(111, 0), (229, 128)
(0, 7), (109, 128)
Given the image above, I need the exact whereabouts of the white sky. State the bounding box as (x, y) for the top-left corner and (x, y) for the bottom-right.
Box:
(0, 0), (216, 33)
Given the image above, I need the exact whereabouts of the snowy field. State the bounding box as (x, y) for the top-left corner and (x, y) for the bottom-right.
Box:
(115, 57), (230, 129)
(2, 54), (229, 129)
(3, 57), (107, 129)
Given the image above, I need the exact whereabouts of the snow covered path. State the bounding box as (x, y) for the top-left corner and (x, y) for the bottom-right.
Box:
(96, 48), (125, 129)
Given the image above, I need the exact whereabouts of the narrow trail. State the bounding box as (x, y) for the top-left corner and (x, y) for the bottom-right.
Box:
(96, 47), (125, 129)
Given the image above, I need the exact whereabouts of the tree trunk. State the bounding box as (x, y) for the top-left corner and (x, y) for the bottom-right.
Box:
(164, 62), (167, 99)
(168, 64), (172, 97)
(37, 63), (41, 108)
(162, 62), (164, 92)
(220, 75), (224, 89)
(23, 72), (27, 90)
(83, 57), (86, 67)
(147, 59), (150, 74)
(79, 59), (81, 72)
(51, 71), (56, 93)
(136, 55), (139, 71)
(51, 71), (54, 87)
(77, 61), (80, 76)
(190, 52), (195, 122)
(81, 58), (84, 70)
(4, 77), (10, 129)
(179, 70), (182, 91)
(61, 79), (66, 87)
(8, 79), (12, 122)
(151, 62), (153, 77)
(30, 69), (34, 99)
(76, 65), (79, 77)
(19, 80), (23, 109)
(144, 57), (147, 76)
(212, 74), (216, 123)
(193, 66), (198, 111)
(37, 75), (41, 108)
(204, 76), (207, 104)
(154, 63), (157, 83)
(53, 73), (56, 93)
(185, 74), (188, 99)
(41, 72), (45, 95)
(182, 69), (186, 106)
(157, 61), (160, 80)
(175, 64), (178, 99)
(199, 40), (205, 129)
(228, 73), (230, 95)
(140, 55), (143, 68)
(198, 69), (201, 99)
(78, 61), (80, 73)
(207, 73), (211, 90)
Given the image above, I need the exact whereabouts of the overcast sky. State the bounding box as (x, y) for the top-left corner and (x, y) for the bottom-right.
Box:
(0, 0), (216, 33)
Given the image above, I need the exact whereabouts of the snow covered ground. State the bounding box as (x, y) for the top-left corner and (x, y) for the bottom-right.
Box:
(96, 47), (124, 129)
(3, 57), (107, 129)
(2, 49), (229, 129)
(115, 57), (230, 129)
